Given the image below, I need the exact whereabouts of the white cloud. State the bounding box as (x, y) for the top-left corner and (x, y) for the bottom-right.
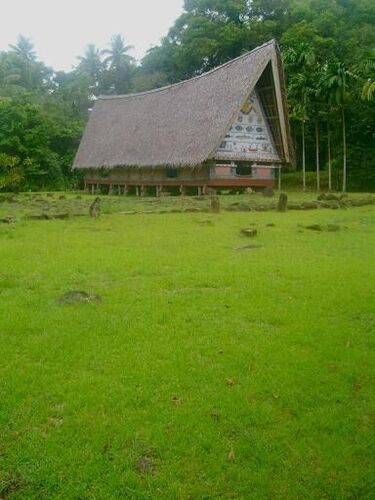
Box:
(0, 0), (184, 71)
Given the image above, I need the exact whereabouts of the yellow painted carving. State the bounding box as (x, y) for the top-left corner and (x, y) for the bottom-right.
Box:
(241, 98), (252, 115)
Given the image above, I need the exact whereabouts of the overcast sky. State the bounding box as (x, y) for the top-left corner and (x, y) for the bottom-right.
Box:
(1, 0), (184, 71)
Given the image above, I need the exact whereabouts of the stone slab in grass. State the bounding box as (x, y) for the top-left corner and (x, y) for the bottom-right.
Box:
(58, 291), (102, 305)
(53, 213), (70, 220)
(240, 228), (258, 237)
(233, 244), (262, 251)
(301, 201), (319, 209)
(1, 216), (17, 224)
(26, 214), (52, 220)
(305, 224), (341, 232)
(327, 224), (341, 231)
(305, 224), (323, 231)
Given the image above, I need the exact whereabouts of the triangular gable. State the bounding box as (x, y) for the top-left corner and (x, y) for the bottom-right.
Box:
(213, 58), (290, 164)
(215, 90), (280, 162)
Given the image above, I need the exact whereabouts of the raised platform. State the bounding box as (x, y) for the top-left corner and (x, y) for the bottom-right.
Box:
(84, 177), (274, 194)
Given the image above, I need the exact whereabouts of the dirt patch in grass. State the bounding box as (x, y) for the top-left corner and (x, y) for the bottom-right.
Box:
(135, 455), (157, 475)
(0, 471), (24, 498)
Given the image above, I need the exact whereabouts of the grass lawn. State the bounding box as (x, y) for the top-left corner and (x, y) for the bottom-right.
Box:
(0, 195), (374, 499)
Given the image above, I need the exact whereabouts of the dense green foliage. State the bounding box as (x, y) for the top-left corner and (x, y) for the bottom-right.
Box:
(0, 34), (135, 191)
(0, 198), (374, 497)
(0, 1), (374, 191)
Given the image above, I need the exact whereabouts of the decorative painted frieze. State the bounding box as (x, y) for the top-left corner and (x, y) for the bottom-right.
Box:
(215, 91), (279, 162)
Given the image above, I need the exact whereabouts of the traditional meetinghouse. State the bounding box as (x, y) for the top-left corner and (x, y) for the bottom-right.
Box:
(73, 39), (293, 195)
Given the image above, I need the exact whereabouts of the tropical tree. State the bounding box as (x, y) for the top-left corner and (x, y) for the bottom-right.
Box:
(322, 63), (354, 192)
(9, 35), (36, 61)
(362, 79), (375, 101)
(101, 34), (135, 94)
(7, 36), (53, 92)
(76, 44), (103, 92)
(283, 44), (316, 191)
(0, 153), (24, 191)
(53, 70), (93, 118)
(0, 53), (21, 89)
(0, 96), (67, 189)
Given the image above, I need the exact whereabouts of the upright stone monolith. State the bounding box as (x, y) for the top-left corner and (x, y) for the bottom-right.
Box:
(211, 194), (220, 213)
(89, 197), (101, 218)
(277, 193), (288, 212)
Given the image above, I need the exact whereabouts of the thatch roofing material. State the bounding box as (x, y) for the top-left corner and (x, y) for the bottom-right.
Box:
(74, 40), (287, 169)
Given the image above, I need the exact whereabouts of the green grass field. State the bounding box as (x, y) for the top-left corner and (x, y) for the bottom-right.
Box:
(0, 194), (374, 499)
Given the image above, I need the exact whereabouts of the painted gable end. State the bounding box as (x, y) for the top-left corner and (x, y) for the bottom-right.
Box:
(215, 91), (280, 162)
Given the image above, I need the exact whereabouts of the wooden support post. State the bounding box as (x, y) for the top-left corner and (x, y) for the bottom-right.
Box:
(140, 185), (145, 197)
(123, 185), (128, 195)
(197, 186), (202, 196)
(108, 184), (113, 195)
(135, 186), (140, 197)
(278, 166), (281, 192)
(179, 185), (185, 196)
(91, 184), (95, 195)
(96, 183), (100, 194)
(118, 185), (122, 195)
(156, 185), (161, 197)
(202, 185), (207, 195)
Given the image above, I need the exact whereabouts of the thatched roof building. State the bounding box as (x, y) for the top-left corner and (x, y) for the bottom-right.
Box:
(74, 39), (292, 194)
(74, 40), (290, 168)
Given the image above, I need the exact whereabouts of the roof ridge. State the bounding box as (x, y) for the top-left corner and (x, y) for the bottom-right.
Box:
(99, 39), (276, 101)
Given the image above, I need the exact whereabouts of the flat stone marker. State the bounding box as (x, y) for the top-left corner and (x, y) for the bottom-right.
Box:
(241, 228), (258, 237)
(58, 291), (102, 304)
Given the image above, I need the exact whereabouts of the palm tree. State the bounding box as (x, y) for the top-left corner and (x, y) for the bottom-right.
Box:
(317, 65), (335, 191)
(8, 36), (50, 90)
(323, 63), (353, 192)
(362, 79), (375, 101)
(284, 45), (316, 191)
(327, 121), (332, 191)
(102, 34), (134, 69)
(288, 97), (308, 191)
(77, 44), (103, 91)
(314, 112), (320, 191)
(9, 35), (36, 61)
(102, 34), (135, 94)
(0, 53), (21, 88)
(357, 58), (375, 101)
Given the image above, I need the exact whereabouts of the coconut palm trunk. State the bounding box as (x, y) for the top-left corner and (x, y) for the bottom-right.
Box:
(327, 123), (332, 191)
(302, 120), (306, 191)
(342, 106), (347, 192)
(315, 120), (320, 192)
(323, 62), (351, 192)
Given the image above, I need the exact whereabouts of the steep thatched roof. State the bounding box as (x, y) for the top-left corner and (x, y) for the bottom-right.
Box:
(74, 39), (291, 169)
